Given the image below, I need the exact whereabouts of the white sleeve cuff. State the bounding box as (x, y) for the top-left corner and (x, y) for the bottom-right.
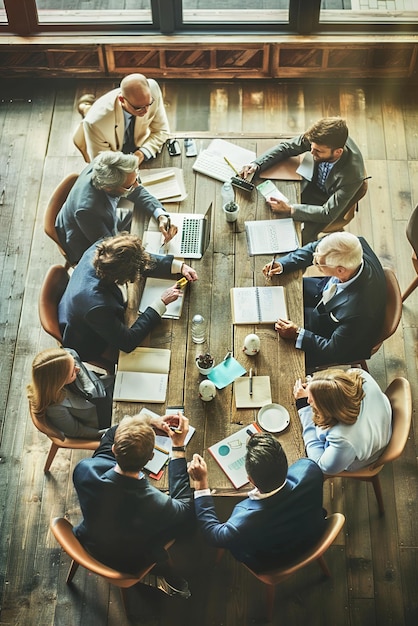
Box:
(194, 488), (211, 499)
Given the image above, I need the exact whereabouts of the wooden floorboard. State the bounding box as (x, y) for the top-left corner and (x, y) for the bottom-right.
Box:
(0, 76), (417, 626)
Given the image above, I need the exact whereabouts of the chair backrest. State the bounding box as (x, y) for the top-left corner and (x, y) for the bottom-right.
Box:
(44, 173), (79, 252)
(375, 377), (412, 467)
(249, 513), (345, 584)
(406, 204), (418, 257)
(320, 179), (368, 235)
(38, 264), (69, 343)
(29, 401), (66, 442)
(373, 268), (402, 349)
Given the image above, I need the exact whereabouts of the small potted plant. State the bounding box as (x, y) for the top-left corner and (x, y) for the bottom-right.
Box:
(195, 352), (215, 374)
(223, 200), (240, 223)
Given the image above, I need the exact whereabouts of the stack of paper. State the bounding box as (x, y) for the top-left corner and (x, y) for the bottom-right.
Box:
(140, 167), (187, 202)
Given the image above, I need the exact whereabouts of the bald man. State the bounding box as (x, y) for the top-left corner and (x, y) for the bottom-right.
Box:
(73, 73), (170, 164)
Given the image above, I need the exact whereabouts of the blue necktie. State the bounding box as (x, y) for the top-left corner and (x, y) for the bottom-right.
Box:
(317, 161), (332, 192)
(122, 115), (136, 154)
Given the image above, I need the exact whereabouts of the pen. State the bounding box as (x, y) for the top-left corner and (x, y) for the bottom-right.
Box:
(224, 156), (240, 176)
(224, 350), (232, 361)
(170, 426), (183, 434)
(166, 216), (171, 232)
(249, 368), (253, 396)
(269, 254), (277, 277)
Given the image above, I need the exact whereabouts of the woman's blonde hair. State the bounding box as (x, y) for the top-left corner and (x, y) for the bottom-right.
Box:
(27, 348), (73, 419)
(308, 368), (365, 429)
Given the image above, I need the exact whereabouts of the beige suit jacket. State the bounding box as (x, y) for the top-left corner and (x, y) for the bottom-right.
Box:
(73, 79), (170, 162)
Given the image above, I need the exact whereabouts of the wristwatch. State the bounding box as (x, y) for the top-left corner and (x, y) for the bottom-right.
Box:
(172, 445), (186, 452)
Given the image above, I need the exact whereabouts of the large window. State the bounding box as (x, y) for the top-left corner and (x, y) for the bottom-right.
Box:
(1, 0), (417, 35)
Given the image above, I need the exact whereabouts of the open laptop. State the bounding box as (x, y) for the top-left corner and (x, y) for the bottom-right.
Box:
(143, 203), (212, 259)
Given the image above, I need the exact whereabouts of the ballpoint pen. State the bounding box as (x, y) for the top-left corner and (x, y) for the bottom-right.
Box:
(269, 254), (277, 277)
(249, 368), (253, 396)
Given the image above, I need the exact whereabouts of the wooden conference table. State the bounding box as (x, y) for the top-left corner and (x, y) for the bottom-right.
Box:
(113, 135), (306, 494)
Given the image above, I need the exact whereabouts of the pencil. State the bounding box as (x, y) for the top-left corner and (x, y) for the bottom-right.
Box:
(224, 156), (239, 176)
(249, 368), (253, 396)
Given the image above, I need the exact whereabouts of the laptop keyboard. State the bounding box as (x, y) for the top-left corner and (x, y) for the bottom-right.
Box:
(180, 218), (201, 255)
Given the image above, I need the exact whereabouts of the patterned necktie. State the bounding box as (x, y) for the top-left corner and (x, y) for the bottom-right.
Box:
(122, 115), (136, 154)
(322, 280), (338, 304)
(316, 161), (332, 192)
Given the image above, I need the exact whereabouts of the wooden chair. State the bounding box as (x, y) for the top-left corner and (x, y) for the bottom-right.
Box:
(243, 513), (345, 621)
(401, 204), (418, 302)
(356, 267), (402, 371)
(50, 517), (174, 615)
(325, 377), (412, 516)
(29, 403), (99, 473)
(43, 173), (79, 266)
(38, 264), (115, 373)
(319, 178), (368, 236)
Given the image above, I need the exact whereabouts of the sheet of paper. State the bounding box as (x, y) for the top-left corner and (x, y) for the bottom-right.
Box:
(257, 179), (289, 203)
(234, 376), (272, 408)
(139, 277), (185, 319)
(207, 357), (247, 389)
(113, 371), (168, 403)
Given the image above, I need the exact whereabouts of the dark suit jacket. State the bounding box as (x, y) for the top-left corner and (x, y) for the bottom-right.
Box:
(58, 242), (177, 362)
(280, 236), (386, 368)
(55, 163), (166, 265)
(255, 134), (365, 230)
(73, 426), (193, 573)
(194, 459), (326, 572)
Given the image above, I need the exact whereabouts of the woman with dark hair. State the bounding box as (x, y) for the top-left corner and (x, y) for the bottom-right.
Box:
(293, 368), (392, 474)
(27, 347), (114, 439)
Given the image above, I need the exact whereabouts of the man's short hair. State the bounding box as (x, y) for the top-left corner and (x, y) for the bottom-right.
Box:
(304, 117), (348, 150)
(113, 415), (155, 473)
(93, 233), (154, 284)
(245, 433), (288, 493)
(314, 232), (363, 270)
(91, 151), (139, 190)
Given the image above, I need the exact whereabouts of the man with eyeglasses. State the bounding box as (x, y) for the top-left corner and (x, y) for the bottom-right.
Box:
(241, 117), (366, 245)
(263, 232), (386, 369)
(74, 73), (169, 164)
(56, 151), (176, 266)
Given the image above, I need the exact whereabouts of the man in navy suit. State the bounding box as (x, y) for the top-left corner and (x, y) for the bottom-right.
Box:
(73, 412), (193, 598)
(241, 117), (366, 244)
(55, 151), (176, 266)
(188, 433), (326, 572)
(265, 232), (386, 369)
(58, 233), (197, 365)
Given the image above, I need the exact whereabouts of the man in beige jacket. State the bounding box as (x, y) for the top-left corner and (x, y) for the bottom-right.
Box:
(73, 73), (170, 164)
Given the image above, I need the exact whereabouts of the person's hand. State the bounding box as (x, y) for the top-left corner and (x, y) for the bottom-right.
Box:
(239, 163), (259, 179)
(268, 198), (293, 216)
(134, 150), (145, 166)
(262, 260), (283, 278)
(181, 263), (198, 282)
(188, 453), (209, 488)
(166, 413), (189, 447)
(158, 215), (178, 244)
(293, 377), (309, 400)
(160, 285), (182, 305)
(275, 318), (299, 340)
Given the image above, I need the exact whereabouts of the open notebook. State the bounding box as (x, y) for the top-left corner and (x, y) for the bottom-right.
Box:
(114, 347), (171, 403)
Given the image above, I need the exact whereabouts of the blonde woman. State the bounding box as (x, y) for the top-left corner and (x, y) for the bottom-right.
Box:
(27, 348), (114, 439)
(293, 368), (392, 474)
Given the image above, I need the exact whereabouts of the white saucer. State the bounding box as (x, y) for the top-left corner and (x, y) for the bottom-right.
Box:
(257, 403), (290, 433)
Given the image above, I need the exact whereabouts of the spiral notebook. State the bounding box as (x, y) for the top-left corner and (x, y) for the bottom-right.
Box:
(230, 286), (287, 324)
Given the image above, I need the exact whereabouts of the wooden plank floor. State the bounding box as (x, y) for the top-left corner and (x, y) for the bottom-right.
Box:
(0, 77), (417, 626)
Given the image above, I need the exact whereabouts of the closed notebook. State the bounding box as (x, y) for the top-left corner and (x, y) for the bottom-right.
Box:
(139, 277), (186, 319)
(208, 422), (262, 489)
(230, 286), (287, 324)
(234, 375), (272, 408)
(114, 347), (171, 403)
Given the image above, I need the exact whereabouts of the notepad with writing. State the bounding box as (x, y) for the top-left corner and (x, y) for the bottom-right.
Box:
(230, 286), (287, 325)
(139, 278), (186, 319)
(114, 347), (171, 403)
(140, 167), (187, 202)
(208, 422), (262, 489)
(245, 218), (299, 256)
(234, 376), (272, 408)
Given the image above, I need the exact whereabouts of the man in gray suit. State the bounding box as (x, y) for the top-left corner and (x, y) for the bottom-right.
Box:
(241, 117), (366, 244)
(55, 151), (176, 265)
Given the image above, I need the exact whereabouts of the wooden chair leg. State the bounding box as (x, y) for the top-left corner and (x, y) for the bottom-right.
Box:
(44, 442), (59, 473)
(401, 276), (418, 302)
(371, 475), (385, 516)
(265, 584), (276, 622)
(66, 559), (79, 584)
(317, 555), (331, 577)
(120, 588), (129, 616)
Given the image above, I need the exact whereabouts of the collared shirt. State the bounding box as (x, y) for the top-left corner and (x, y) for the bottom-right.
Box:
(296, 260), (364, 348)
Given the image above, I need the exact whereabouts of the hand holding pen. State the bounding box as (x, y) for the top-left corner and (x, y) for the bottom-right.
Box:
(159, 215), (178, 244)
(263, 255), (281, 279)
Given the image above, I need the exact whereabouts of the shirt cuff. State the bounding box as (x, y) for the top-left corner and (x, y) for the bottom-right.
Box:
(154, 207), (169, 221)
(139, 147), (153, 161)
(194, 488), (211, 499)
(295, 327), (305, 349)
(149, 299), (167, 317)
(171, 259), (184, 274)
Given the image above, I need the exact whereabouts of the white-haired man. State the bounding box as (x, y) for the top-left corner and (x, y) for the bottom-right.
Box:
(264, 232), (386, 369)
